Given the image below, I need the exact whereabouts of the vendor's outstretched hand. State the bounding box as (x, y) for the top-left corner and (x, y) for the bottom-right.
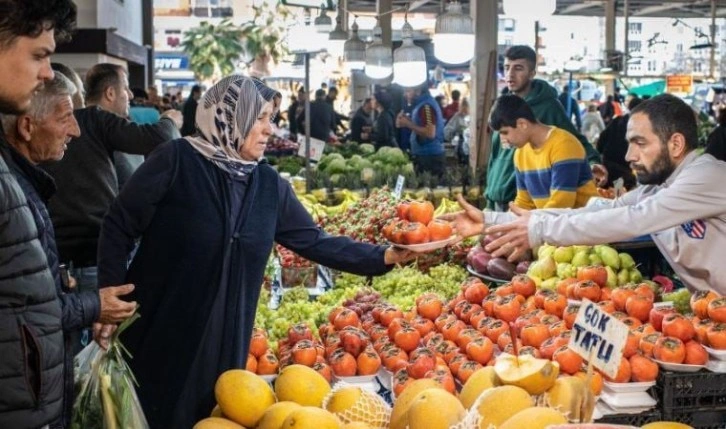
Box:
(384, 247), (417, 265)
(437, 194), (484, 239)
(484, 203), (532, 262)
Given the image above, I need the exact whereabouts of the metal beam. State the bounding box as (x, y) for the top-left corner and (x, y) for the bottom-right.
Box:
(633, 2), (687, 17)
(558, 1), (603, 15)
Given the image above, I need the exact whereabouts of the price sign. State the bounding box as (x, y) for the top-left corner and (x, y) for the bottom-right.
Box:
(568, 298), (629, 379)
(393, 175), (405, 199)
(297, 136), (326, 162)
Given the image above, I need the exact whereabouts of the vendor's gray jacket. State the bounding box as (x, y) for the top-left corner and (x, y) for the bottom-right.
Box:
(0, 136), (64, 427)
(488, 151), (726, 295)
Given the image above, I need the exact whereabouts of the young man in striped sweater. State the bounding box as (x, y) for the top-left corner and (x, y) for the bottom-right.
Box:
(489, 94), (598, 209)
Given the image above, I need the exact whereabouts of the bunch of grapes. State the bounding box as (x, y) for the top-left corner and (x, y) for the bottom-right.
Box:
(662, 288), (692, 315)
(322, 187), (398, 244)
(276, 245), (314, 268)
(279, 286), (311, 306)
(370, 263), (467, 311)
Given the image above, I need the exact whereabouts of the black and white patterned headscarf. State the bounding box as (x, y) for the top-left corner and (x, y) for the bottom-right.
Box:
(185, 75), (280, 177)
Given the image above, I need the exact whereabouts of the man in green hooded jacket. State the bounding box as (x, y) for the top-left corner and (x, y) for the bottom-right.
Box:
(486, 45), (607, 210)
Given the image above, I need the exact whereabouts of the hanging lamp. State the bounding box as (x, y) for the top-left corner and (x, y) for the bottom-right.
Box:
(343, 20), (366, 71)
(433, 1), (474, 64)
(393, 17), (427, 87)
(365, 20), (393, 79)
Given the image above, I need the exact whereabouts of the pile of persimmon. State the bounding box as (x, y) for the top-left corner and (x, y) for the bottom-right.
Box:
(246, 327), (281, 376)
(382, 200), (453, 245)
(316, 307), (381, 379)
(273, 323), (335, 382)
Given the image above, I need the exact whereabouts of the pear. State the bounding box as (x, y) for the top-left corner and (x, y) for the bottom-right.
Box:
(527, 261), (543, 278)
(556, 263), (573, 280)
(538, 244), (557, 260)
(553, 246), (574, 263)
(630, 268), (643, 283)
(605, 266), (618, 288)
(617, 268), (630, 286)
(571, 251), (590, 268)
(538, 255), (557, 279)
(588, 254), (603, 266)
(619, 253), (636, 270)
(572, 245), (591, 254)
(598, 245), (620, 270)
(529, 275), (543, 288)
(541, 277), (558, 291)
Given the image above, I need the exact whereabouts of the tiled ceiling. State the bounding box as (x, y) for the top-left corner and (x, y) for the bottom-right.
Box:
(344, 0), (726, 19)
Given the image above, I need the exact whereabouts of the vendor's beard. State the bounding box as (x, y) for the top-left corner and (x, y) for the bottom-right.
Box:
(632, 146), (675, 185)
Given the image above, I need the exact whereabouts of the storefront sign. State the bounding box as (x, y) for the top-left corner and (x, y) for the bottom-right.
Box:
(568, 299), (628, 378)
(666, 75), (693, 94)
(155, 55), (189, 70)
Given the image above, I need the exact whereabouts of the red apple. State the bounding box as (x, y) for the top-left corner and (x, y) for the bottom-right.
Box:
(649, 306), (676, 332)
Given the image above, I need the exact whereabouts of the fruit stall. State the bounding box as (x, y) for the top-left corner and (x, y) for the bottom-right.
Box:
(191, 189), (726, 429)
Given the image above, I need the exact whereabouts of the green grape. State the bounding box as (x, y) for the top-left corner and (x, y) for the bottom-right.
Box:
(662, 288), (692, 314)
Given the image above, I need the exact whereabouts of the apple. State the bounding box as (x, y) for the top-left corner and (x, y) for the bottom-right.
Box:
(649, 306), (676, 332)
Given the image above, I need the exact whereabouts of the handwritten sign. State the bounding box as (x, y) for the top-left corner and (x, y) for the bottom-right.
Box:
(297, 136), (326, 162)
(568, 298), (629, 379)
(393, 175), (405, 199)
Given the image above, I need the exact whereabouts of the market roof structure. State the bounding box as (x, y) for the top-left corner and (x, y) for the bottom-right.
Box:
(344, 0), (726, 19)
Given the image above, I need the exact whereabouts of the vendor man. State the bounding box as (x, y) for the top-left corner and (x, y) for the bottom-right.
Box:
(444, 94), (726, 295)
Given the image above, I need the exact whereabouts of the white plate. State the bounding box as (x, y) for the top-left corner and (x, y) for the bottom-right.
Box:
(704, 345), (726, 361)
(392, 235), (459, 252)
(376, 367), (392, 390)
(706, 358), (726, 373)
(600, 390), (657, 408)
(466, 265), (511, 284)
(260, 374), (277, 384)
(653, 359), (706, 372)
(603, 380), (655, 394)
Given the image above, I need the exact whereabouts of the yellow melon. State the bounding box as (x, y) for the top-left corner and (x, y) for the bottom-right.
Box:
(281, 406), (342, 429)
(193, 417), (245, 429)
(389, 378), (443, 429)
(406, 388), (465, 429)
(275, 364), (331, 407)
(323, 386), (389, 429)
(459, 366), (501, 409)
(256, 401), (302, 429)
(469, 385), (534, 429)
(499, 407), (568, 429)
(641, 423), (695, 429)
(214, 369), (274, 427)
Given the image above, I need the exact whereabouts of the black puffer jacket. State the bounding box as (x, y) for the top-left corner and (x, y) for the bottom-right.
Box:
(0, 131), (64, 428)
(6, 142), (101, 428)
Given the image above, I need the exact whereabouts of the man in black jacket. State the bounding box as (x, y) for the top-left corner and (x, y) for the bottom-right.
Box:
(2, 73), (137, 429)
(181, 84), (201, 136)
(299, 89), (337, 142)
(42, 63), (181, 349)
(0, 1), (77, 427)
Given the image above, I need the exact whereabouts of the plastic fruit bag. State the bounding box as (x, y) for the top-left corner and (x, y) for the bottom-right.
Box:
(70, 313), (148, 429)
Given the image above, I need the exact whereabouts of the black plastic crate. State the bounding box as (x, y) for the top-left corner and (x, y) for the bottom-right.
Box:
(663, 407), (726, 429)
(652, 370), (726, 410)
(595, 409), (661, 426)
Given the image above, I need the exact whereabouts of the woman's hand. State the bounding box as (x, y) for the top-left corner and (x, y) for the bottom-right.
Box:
(437, 194), (485, 239)
(383, 247), (417, 266)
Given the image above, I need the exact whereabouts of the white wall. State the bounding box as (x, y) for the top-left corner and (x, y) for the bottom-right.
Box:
(98, 0), (144, 45)
(74, 0), (98, 28)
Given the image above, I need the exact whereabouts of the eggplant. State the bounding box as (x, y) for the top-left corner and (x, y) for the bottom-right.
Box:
(468, 245), (493, 274)
(515, 260), (531, 274)
(487, 258), (516, 280)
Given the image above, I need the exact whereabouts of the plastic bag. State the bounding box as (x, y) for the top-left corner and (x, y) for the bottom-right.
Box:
(70, 313), (149, 429)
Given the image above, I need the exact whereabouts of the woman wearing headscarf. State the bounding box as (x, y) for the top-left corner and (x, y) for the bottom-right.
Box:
(97, 76), (414, 428)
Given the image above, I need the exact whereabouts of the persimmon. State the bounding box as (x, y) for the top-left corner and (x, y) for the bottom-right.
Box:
(611, 311), (628, 320)
(574, 370), (603, 396)
(448, 353), (469, 376)
(577, 266), (608, 288)
(632, 323), (657, 341)
(605, 357), (631, 383)
(520, 323), (550, 348)
(454, 300), (472, 319)
(633, 283), (656, 301)
(425, 367), (457, 394)
(511, 275), (536, 298)
(540, 314), (561, 326)
(694, 318), (714, 344)
(557, 278), (579, 297)
(435, 313), (456, 331)
(513, 313), (541, 336)
(521, 296), (538, 315)
(474, 316), (494, 335)
(691, 290), (720, 319)
(653, 336), (686, 364)
(457, 360), (483, 384)
(464, 282), (490, 306)
(328, 307), (346, 325)
(629, 354), (658, 382)
(460, 303), (483, 324)
(427, 219), (453, 241)
(469, 309), (488, 329)
(257, 351), (280, 375)
(707, 323), (726, 349)
(552, 346), (583, 375)
(408, 200), (434, 225)
(466, 336), (495, 365)
(313, 361), (332, 383)
(518, 346), (542, 358)
(334, 308), (361, 330)
(600, 287), (612, 302)
(456, 328), (482, 351)
(623, 331), (639, 358)
(639, 332), (662, 357)
(402, 222), (430, 245)
(368, 324), (389, 342)
(394, 326), (421, 352)
(392, 368), (413, 397)
(249, 333), (268, 358)
(288, 323), (313, 345)
(407, 348), (435, 379)
(597, 300), (616, 314)
(625, 295), (653, 323)
(649, 306), (676, 332)
(548, 320), (567, 338)
(620, 316), (642, 329)
(292, 340), (318, 366)
(379, 307), (404, 327)
(662, 313), (695, 342)
(494, 294), (522, 323)
(707, 297), (726, 323)
(442, 319), (466, 343)
(684, 340), (708, 365)
(495, 283), (515, 297)
(563, 303), (581, 329)
(396, 201), (411, 220)
(534, 289), (557, 310)
(575, 280), (602, 302)
(485, 319), (509, 343)
(611, 288), (636, 312)
(411, 316), (435, 337)
(543, 293), (567, 318)
(246, 354), (257, 373)
(417, 296), (444, 321)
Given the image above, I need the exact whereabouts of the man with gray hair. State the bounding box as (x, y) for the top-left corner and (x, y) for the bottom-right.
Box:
(1, 73), (137, 429)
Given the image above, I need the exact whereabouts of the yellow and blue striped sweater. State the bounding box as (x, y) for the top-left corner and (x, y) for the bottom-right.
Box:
(513, 127), (598, 209)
